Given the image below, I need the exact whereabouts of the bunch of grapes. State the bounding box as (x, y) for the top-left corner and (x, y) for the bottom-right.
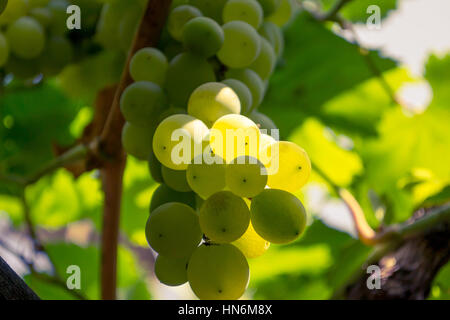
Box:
(121, 0), (303, 300)
(0, 0), (100, 80)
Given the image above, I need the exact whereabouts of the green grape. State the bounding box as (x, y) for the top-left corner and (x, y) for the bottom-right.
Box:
(0, 32), (9, 67)
(221, 79), (253, 115)
(5, 55), (40, 79)
(182, 17), (224, 58)
(6, 17), (45, 60)
(0, 0), (8, 15)
(188, 82), (241, 128)
(150, 184), (196, 212)
(157, 107), (187, 124)
(130, 48), (168, 86)
(259, 21), (284, 59)
(0, 0), (27, 25)
(187, 244), (249, 300)
(48, 0), (70, 35)
(225, 68), (264, 111)
(29, 0), (50, 8)
(96, 3), (122, 49)
(217, 21), (261, 69)
(249, 36), (276, 80)
(162, 39), (184, 61)
(222, 0), (263, 29)
(152, 114), (209, 170)
(118, 5), (142, 52)
(167, 4), (202, 41)
(225, 156), (267, 198)
(186, 154), (227, 200)
(267, 0), (296, 27)
(232, 221), (270, 258)
(146, 202), (202, 258)
(161, 166), (192, 192)
(210, 114), (261, 163)
(154, 255), (189, 286)
(38, 36), (74, 76)
(148, 147), (164, 184)
(166, 52), (216, 107)
(122, 122), (154, 161)
(256, 0), (281, 15)
(249, 111), (278, 131)
(120, 81), (166, 127)
(29, 7), (53, 27)
(189, 0), (227, 23)
(258, 133), (276, 163)
(251, 189), (307, 244)
(199, 191), (250, 243)
(263, 141), (311, 192)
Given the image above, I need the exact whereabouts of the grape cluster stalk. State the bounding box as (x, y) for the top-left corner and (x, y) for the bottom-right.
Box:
(123, 0), (307, 300)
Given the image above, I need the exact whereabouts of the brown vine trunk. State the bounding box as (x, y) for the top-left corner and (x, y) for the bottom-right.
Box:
(345, 209), (450, 299)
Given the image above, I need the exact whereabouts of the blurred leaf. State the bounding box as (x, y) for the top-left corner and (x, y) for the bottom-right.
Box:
(424, 54), (450, 108)
(318, 0), (397, 22)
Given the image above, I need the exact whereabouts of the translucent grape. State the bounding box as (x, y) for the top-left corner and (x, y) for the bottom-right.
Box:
(225, 156), (267, 198)
(152, 114), (209, 170)
(120, 81), (166, 127)
(188, 244), (249, 300)
(150, 184), (196, 212)
(154, 255), (189, 286)
(210, 114), (261, 163)
(146, 202), (202, 258)
(0, 0), (27, 25)
(222, 79), (253, 115)
(222, 0), (264, 29)
(256, 0), (281, 15)
(122, 122), (154, 161)
(189, 0), (227, 23)
(130, 48), (168, 86)
(166, 52), (216, 107)
(186, 154), (227, 200)
(225, 68), (265, 111)
(182, 17), (224, 58)
(251, 189), (307, 244)
(263, 141), (311, 192)
(199, 191), (250, 243)
(249, 36), (276, 80)
(30, 7), (53, 28)
(232, 221), (270, 258)
(267, 0), (296, 27)
(148, 147), (164, 184)
(187, 82), (241, 128)
(48, 0), (70, 35)
(161, 166), (192, 193)
(168, 4), (202, 41)
(249, 111), (278, 131)
(6, 17), (45, 60)
(0, 32), (9, 67)
(217, 21), (261, 69)
(38, 36), (74, 76)
(259, 21), (284, 59)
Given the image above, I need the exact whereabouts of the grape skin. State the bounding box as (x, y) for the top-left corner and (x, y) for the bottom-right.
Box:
(0, 32), (9, 67)
(221, 79), (253, 115)
(6, 17), (46, 60)
(182, 17), (224, 58)
(130, 48), (168, 86)
(222, 0), (264, 29)
(225, 68), (265, 111)
(250, 111), (278, 131)
(155, 255), (189, 287)
(249, 36), (276, 80)
(232, 221), (270, 259)
(122, 122), (154, 161)
(168, 4), (203, 41)
(225, 156), (268, 198)
(150, 184), (196, 212)
(161, 166), (192, 193)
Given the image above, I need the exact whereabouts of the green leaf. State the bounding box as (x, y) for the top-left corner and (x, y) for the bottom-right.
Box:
(319, 0), (397, 22)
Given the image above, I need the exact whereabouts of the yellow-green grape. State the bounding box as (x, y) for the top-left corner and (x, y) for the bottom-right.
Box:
(38, 36), (74, 76)
(0, 0), (27, 25)
(187, 244), (249, 300)
(146, 202), (202, 258)
(210, 114), (261, 163)
(251, 189), (307, 244)
(5, 55), (40, 79)
(258, 133), (276, 163)
(152, 114), (209, 170)
(130, 48), (168, 86)
(189, 0), (227, 23)
(217, 21), (261, 69)
(0, 0), (8, 15)
(168, 4), (202, 41)
(226, 156), (267, 198)
(150, 184), (196, 212)
(120, 81), (166, 127)
(48, 0), (71, 35)
(186, 154), (227, 200)
(122, 122), (154, 160)
(249, 111), (278, 131)
(256, 0), (281, 15)
(29, 7), (52, 27)
(222, 0), (263, 29)
(259, 21), (284, 59)
(249, 37), (276, 80)
(267, 0), (296, 27)
(199, 191), (250, 243)
(6, 17), (45, 60)
(154, 255), (189, 286)
(0, 33), (9, 67)
(148, 147), (164, 184)
(28, 0), (49, 8)
(95, 2), (122, 49)
(118, 6), (142, 51)
(188, 82), (241, 128)
(232, 221), (270, 258)
(263, 141), (311, 192)
(222, 79), (253, 115)
(225, 68), (264, 111)
(182, 17), (224, 58)
(161, 166), (192, 193)
(166, 52), (216, 107)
